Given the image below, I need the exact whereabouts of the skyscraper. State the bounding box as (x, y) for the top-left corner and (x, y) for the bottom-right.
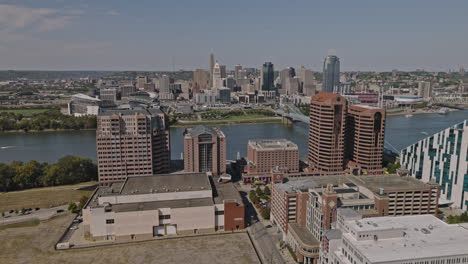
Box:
(322, 55), (340, 93)
(308, 93), (346, 172)
(212, 62), (223, 89)
(297, 65), (316, 96)
(234, 64), (243, 80)
(346, 105), (386, 174)
(418, 81), (432, 98)
(96, 108), (171, 184)
(193, 69), (209, 90)
(158, 75), (171, 94)
(183, 125), (226, 176)
(209, 53), (215, 87)
(308, 92), (386, 174)
(261, 62), (275, 91)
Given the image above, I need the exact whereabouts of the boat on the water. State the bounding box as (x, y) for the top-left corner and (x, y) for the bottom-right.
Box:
(405, 114), (413, 118)
(438, 107), (449, 115)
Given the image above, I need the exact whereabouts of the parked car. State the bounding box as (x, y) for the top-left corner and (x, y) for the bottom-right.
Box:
(56, 209), (64, 213)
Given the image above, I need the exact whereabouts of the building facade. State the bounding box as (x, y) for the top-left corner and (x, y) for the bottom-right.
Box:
(244, 139), (299, 175)
(329, 215), (468, 264)
(82, 173), (245, 241)
(262, 62), (275, 91)
(183, 125), (226, 176)
(400, 120), (468, 210)
(96, 108), (170, 184)
(308, 93), (347, 172)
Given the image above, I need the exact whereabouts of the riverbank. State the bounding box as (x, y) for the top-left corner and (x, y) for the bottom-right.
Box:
(0, 128), (96, 134)
(172, 116), (282, 127)
(386, 108), (460, 116)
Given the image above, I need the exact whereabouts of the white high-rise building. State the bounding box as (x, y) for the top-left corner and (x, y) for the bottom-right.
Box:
(159, 75), (171, 94)
(328, 215), (468, 264)
(212, 62), (223, 89)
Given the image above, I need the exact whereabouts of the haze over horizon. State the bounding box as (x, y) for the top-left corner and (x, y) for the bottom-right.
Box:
(0, 0), (467, 72)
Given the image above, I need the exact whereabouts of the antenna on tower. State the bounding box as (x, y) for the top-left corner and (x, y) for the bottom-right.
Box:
(172, 55), (175, 72)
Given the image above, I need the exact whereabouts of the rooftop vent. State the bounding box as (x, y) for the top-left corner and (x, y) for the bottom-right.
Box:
(421, 228), (431, 234)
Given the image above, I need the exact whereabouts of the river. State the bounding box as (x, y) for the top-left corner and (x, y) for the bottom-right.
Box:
(0, 110), (466, 163)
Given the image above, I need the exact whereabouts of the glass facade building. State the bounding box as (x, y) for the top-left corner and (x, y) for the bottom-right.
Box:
(322, 55), (340, 93)
(400, 120), (468, 210)
(262, 62), (275, 91)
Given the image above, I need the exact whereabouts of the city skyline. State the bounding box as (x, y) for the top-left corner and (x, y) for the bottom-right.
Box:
(0, 0), (467, 71)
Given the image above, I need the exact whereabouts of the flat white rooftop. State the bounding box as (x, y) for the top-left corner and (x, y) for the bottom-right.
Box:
(344, 215), (468, 262)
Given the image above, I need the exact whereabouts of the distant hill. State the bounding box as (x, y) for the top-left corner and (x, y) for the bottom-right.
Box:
(0, 71), (115, 81)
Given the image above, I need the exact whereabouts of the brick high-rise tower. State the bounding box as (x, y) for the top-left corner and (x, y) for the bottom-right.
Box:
(96, 108), (170, 184)
(308, 92), (347, 172)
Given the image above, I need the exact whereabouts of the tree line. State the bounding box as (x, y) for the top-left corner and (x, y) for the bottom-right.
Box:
(0, 155), (97, 192)
(0, 110), (96, 131)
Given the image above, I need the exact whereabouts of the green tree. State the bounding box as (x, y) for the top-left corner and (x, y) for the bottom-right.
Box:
(79, 195), (89, 209)
(263, 186), (271, 196)
(68, 202), (78, 212)
(13, 160), (43, 189)
(255, 186), (263, 197)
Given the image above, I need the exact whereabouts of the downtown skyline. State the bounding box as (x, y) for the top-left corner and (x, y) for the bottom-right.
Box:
(0, 0), (467, 71)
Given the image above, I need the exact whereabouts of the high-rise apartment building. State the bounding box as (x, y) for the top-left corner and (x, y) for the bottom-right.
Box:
(400, 120), (468, 210)
(159, 75), (171, 94)
(193, 69), (209, 90)
(308, 93), (386, 174)
(136, 76), (148, 90)
(96, 108), (170, 184)
(322, 55), (340, 93)
(183, 125), (226, 176)
(418, 81), (432, 98)
(345, 105), (386, 173)
(297, 66), (316, 96)
(261, 62), (275, 91)
(308, 93), (347, 172)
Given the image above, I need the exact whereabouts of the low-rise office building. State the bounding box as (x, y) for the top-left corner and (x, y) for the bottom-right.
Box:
(270, 174), (440, 264)
(243, 139), (299, 183)
(82, 173), (245, 241)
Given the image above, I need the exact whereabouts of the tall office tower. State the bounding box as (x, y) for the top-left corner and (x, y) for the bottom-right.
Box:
(308, 92), (346, 172)
(96, 108), (170, 184)
(261, 62), (275, 91)
(193, 69), (209, 90)
(297, 65), (316, 96)
(209, 53), (215, 87)
(346, 105), (386, 174)
(183, 125), (226, 176)
(285, 77), (300, 95)
(322, 55), (340, 93)
(136, 76), (148, 89)
(234, 64), (243, 80)
(279, 67), (296, 88)
(158, 75), (171, 94)
(219, 64), (227, 78)
(418, 81), (432, 98)
(212, 62), (223, 89)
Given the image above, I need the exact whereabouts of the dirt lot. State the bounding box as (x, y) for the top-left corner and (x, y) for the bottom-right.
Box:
(0, 182), (96, 211)
(0, 213), (260, 264)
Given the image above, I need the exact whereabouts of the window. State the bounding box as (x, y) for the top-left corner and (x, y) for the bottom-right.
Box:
(106, 219), (114, 224)
(159, 215), (171, 220)
(215, 211), (224, 215)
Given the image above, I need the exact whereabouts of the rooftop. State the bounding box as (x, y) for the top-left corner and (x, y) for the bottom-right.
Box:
(312, 92), (345, 103)
(349, 174), (429, 193)
(248, 139), (298, 150)
(213, 179), (243, 205)
(99, 107), (163, 117)
(184, 125), (225, 138)
(277, 179), (318, 193)
(72, 93), (101, 102)
(112, 197), (214, 213)
(120, 173), (211, 195)
(289, 223), (320, 247)
(344, 215), (468, 262)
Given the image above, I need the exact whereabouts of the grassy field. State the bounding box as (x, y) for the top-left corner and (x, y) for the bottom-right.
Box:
(0, 182), (97, 212)
(0, 109), (51, 116)
(0, 213), (260, 264)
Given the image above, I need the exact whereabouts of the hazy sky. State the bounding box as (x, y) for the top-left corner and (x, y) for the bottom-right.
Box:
(0, 0), (467, 71)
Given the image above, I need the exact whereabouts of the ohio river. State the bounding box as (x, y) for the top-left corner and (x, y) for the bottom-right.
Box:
(0, 110), (466, 163)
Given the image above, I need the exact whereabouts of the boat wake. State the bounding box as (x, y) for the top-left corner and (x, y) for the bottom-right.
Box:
(0, 146), (15, 149)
